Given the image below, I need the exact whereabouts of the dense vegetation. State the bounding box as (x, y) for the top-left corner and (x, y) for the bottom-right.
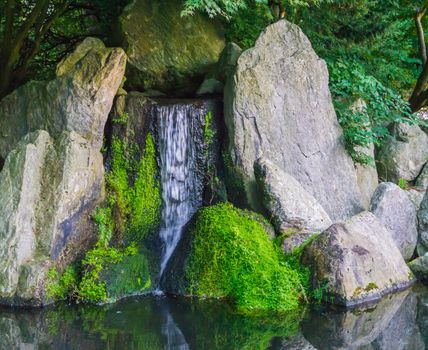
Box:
(2, 0), (427, 162)
(185, 203), (309, 312)
(221, 0), (428, 163)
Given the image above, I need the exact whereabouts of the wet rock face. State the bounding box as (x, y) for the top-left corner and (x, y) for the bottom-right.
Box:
(370, 182), (418, 260)
(224, 19), (363, 221)
(376, 122), (428, 183)
(117, 0), (225, 95)
(0, 38), (126, 306)
(303, 212), (413, 306)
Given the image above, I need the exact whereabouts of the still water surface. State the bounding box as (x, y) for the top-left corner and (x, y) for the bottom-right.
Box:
(2, 284), (428, 349)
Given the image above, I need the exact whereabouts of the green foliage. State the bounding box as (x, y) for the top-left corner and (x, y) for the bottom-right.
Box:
(183, 0), (330, 19)
(329, 60), (420, 164)
(225, 3), (271, 49)
(77, 243), (138, 303)
(46, 266), (78, 300)
(398, 178), (409, 190)
(185, 202), (308, 313)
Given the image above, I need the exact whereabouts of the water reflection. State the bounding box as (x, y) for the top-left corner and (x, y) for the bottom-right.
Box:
(1, 285), (428, 349)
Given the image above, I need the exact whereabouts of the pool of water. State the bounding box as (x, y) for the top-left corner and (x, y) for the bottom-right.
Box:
(2, 283), (428, 349)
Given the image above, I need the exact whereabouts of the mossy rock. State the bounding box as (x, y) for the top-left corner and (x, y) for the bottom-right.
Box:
(161, 203), (307, 313)
(102, 253), (152, 301)
(117, 0), (225, 95)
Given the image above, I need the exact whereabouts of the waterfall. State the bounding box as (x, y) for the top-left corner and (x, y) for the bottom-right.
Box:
(156, 103), (204, 276)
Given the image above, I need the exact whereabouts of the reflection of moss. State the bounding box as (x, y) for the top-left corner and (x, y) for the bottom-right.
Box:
(41, 296), (302, 350)
(185, 203), (308, 313)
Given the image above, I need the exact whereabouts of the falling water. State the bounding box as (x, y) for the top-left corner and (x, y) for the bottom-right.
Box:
(156, 104), (204, 276)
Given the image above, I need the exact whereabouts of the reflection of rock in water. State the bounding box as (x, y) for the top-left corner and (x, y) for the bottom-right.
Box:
(372, 291), (424, 350)
(417, 292), (428, 348)
(302, 290), (409, 349)
(0, 308), (103, 350)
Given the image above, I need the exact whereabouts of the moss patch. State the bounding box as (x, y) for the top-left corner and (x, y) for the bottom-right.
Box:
(107, 132), (162, 244)
(185, 202), (308, 313)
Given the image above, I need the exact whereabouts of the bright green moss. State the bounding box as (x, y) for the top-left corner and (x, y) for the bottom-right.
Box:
(77, 244), (137, 303)
(103, 253), (152, 300)
(127, 133), (162, 242)
(107, 133), (161, 243)
(185, 203), (308, 313)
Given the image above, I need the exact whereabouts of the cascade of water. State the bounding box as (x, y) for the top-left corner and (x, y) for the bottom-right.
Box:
(156, 103), (204, 276)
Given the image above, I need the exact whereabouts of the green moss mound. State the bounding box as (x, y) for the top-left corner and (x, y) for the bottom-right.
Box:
(185, 203), (307, 312)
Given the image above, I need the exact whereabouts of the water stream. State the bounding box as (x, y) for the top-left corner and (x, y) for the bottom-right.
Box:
(156, 103), (204, 276)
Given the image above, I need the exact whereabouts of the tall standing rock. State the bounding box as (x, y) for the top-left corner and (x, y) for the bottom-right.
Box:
(117, 0), (225, 95)
(0, 38), (126, 306)
(224, 20), (363, 221)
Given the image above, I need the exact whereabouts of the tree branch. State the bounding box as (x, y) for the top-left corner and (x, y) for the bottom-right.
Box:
(415, 5), (428, 64)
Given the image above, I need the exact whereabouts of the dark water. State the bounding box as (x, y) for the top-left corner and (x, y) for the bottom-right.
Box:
(2, 284), (428, 350)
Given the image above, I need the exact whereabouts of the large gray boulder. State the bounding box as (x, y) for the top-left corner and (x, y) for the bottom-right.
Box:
(117, 0), (225, 95)
(0, 131), (104, 305)
(303, 212), (413, 306)
(0, 38), (126, 159)
(0, 39), (126, 305)
(255, 158), (332, 242)
(369, 182), (418, 260)
(224, 20), (363, 221)
(376, 123), (428, 183)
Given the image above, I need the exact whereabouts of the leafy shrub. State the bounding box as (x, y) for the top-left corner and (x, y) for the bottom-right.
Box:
(185, 203), (308, 313)
(329, 60), (420, 164)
